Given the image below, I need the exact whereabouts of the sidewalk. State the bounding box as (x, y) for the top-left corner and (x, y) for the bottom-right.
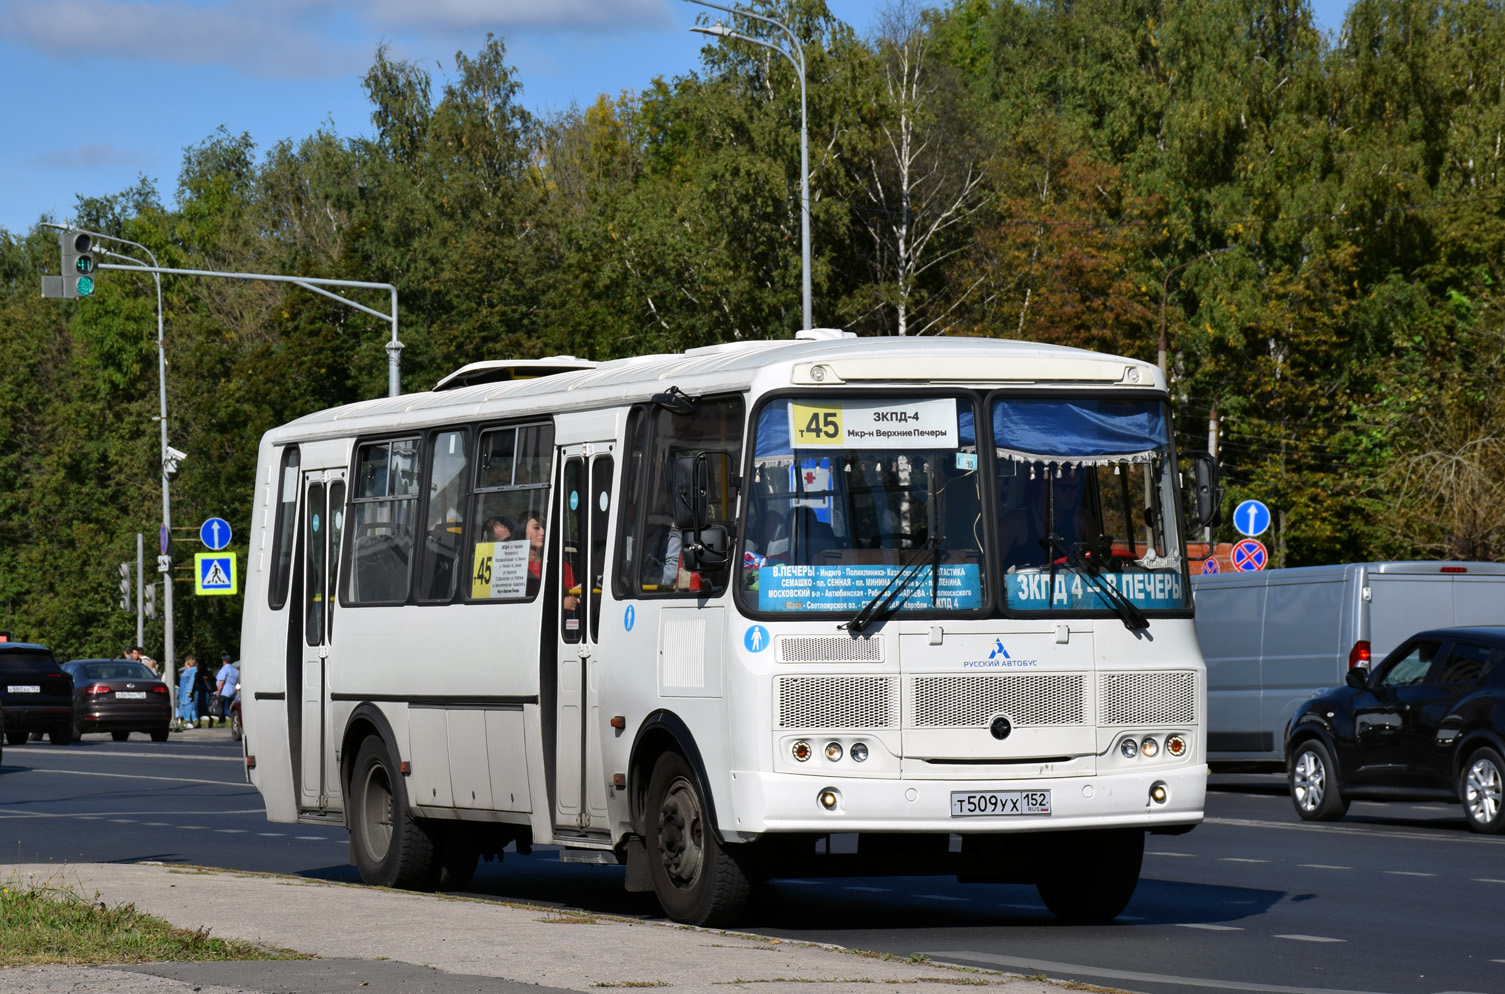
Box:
(0, 862), (1104, 994)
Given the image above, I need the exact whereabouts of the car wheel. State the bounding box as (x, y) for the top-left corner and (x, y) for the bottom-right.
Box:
(7, 730), (28, 746)
(644, 751), (752, 926)
(348, 736), (437, 889)
(112, 731), (130, 742)
(149, 727), (169, 743)
(49, 724), (73, 746)
(1289, 739), (1349, 821)
(1461, 746), (1505, 834)
(231, 709), (243, 742)
(1035, 829), (1145, 923)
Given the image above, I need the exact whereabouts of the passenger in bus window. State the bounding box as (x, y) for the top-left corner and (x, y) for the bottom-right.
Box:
(484, 516), (515, 542)
(526, 512), (578, 611)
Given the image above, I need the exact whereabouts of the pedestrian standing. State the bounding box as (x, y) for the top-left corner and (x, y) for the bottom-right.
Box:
(195, 659), (214, 728)
(177, 656), (200, 730)
(135, 646), (159, 676)
(214, 654), (240, 727)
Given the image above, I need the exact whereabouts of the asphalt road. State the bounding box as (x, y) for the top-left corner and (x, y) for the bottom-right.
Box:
(2, 734), (1501, 994)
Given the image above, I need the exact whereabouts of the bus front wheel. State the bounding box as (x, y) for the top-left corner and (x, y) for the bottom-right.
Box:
(349, 736), (437, 889)
(1034, 829), (1144, 923)
(645, 751), (751, 926)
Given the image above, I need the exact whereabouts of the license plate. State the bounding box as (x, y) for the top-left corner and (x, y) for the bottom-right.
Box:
(115, 691), (147, 699)
(6, 685), (41, 694)
(950, 790), (1052, 817)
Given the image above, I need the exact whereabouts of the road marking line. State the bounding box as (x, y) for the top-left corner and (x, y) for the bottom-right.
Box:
(213, 829), (246, 833)
(918, 894), (965, 901)
(1207, 816), (1505, 846)
(1218, 857), (1269, 863)
(294, 836), (329, 841)
(1002, 903), (1044, 910)
(1298, 864), (1351, 870)
(18, 767), (244, 787)
(108, 819), (136, 824)
(1275, 934), (1345, 943)
(1177, 923), (1243, 931)
(1149, 851), (1197, 857)
(1382, 870), (1434, 877)
(1473, 878), (1505, 884)
(925, 949), (1385, 993)
(257, 832), (285, 837)
(844, 886), (890, 892)
(178, 826), (207, 830)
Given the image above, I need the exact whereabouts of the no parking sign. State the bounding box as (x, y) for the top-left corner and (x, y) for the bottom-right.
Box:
(1231, 538), (1268, 572)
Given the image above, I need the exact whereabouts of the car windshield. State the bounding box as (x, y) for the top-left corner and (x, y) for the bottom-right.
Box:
(993, 396), (1188, 614)
(741, 395), (986, 616)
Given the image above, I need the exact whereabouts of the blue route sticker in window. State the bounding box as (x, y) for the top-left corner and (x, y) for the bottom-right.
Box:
(758, 563), (982, 613)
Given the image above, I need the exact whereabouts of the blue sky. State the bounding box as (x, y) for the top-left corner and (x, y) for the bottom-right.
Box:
(0, 0), (1351, 236)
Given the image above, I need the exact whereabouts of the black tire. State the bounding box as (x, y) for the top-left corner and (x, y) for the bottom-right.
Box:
(644, 751), (751, 926)
(1289, 738), (1349, 821)
(149, 727), (169, 743)
(112, 731), (130, 742)
(49, 724), (73, 746)
(1460, 746), (1505, 834)
(231, 709), (243, 742)
(1035, 829), (1144, 923)
(73, 720), (86, 740)
(5, 731), (26, 746)
(348, 736), (438, 889)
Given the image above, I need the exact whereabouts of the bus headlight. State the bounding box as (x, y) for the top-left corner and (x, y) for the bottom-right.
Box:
(1140, 736), (1159, 758)
(1119, 737), (1139, 759)
(1150, 781), (1169, 805)
(850, 742), (869, 762)
(824, 742), (843, 762)
(792, 740), (812, 762)
(818, 787), (840, 810)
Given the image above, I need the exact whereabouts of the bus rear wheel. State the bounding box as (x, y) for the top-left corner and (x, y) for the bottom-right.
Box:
(349, 736), (437, 889)
(645, 751), (751, 927)
(1035, 829), (1144, 923)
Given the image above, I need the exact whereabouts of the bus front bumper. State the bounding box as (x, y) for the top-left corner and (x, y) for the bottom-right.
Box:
(724, 765), (1207, 836)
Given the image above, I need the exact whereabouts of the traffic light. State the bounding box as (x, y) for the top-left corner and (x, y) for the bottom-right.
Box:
(144, 582), (156, 620)
(119, 562), (132, 612)
(60, 231), (95, 299)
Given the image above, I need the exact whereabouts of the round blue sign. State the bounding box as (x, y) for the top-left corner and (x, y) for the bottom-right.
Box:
(200, 516), (232, 550)
(569, 490), (579, 511)
(624, 604), (636, 632)
(744, 625), (770, 653)
(1233, 499), (1271, 538)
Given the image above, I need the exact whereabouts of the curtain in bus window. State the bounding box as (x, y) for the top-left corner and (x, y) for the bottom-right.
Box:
(347, 438), (420, 605)
(991, 398), (1167, 459)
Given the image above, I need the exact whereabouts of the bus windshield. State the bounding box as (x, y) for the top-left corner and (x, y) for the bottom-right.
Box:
(741, 396), (986, 616)
(739, 393), (1188, 618)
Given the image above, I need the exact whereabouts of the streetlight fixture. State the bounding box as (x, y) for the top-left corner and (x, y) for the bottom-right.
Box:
(684, 0), (812, 330)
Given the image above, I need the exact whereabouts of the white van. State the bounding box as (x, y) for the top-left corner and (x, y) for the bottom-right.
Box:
(1192, 562), (1505, 767)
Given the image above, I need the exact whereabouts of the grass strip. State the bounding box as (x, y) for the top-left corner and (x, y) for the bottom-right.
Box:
(0, 874), (308, 966)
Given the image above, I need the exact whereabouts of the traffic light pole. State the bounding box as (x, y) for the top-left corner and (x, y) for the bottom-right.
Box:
(136, 532), (144, 647)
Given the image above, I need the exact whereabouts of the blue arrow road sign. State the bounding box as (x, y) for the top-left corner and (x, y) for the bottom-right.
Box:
(201, 516), (232, 550)
(1234, 499), (1271, 538)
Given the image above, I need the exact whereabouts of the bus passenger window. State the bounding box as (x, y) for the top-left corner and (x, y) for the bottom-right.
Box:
(346, 437), (420, 605)
(468, 422), (555, 602)
(418, 429), (468, 602)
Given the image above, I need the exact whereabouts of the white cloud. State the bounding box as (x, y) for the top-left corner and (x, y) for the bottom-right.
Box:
(26, 143), (158, 168)
(363, 0), (672, 33)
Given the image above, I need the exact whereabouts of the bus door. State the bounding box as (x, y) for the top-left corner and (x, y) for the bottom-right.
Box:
(553, 444), (614, 834)
(298, 468), (345, 812)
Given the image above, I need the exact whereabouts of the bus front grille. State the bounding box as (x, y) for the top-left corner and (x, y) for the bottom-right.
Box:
(775, 676), (899, 729)
(910, 673), (1085, 727)
(777, 636), (884, 664)
(1098, 671), (1197, 725)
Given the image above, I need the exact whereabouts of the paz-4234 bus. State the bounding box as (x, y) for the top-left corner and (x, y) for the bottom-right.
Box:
(240, 331), (1218, 925)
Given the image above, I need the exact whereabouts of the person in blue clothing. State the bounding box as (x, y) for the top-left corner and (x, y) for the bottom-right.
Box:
(177, 655), (200, 730)
(214, 654), (240, 728)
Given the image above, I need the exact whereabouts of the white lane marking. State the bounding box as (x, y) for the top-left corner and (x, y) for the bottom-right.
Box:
(178, 826), (207, 830)
(844, 886), (890, 892)
(257, 832), (286, 837)
(1177, 923), (1244, 931)
(1218, 857), (1270, 863)
(1382, 870), (1434, 877)
(1275, 934), (1345, 943)
(1149, 851), (1197, 857)
(918, 894), (965, 901)
(925, 949), (1385, 993)
(213, 829), (246, 834)
(16, 767), (243, 787)
(1298, 864), (1351, 870)
(1206, 816), (1505, 846)
(60, 748), (244, 763)
(108, 819), (136, 824)
(294, 836), (329, 841)
(1474, 878), (1505, 884)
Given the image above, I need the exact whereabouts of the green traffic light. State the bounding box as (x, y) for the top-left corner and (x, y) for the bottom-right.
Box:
(76, 276), (94, 296)
(75, 256), (93, 274)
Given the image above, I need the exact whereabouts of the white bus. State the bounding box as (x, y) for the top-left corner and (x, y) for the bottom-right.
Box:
(241, 331), (1216, 925)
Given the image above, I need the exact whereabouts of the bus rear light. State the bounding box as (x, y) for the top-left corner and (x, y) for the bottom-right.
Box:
(791, 741), (812, 762)
(1347, 640), (1371, 670)
(1166, 734), (1187, 757)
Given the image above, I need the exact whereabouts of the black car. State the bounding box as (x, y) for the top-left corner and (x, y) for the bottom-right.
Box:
(62, 659), (173, 741)
(1286, 625), (1505, 833)
(0, 642), (75, 745)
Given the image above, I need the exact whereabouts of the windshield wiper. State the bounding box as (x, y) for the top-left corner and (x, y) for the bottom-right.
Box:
(841, 539), (936, 634)
(1043, 532), (1149, 631)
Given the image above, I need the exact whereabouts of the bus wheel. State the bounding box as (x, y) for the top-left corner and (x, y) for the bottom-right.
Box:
(645, 752), (751, 926)
(1035, 829), (1143, 923)
(350, 736), (437, 889)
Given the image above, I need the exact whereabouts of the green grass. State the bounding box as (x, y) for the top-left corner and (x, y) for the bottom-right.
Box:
(0, 875), (309, 966)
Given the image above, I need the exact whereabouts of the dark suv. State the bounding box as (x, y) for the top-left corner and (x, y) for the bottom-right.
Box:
(0, 642), (75, 745)
(1286, 625), (1505, 833)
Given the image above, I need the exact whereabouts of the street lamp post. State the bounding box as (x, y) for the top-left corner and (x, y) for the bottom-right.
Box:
(684, 0), (812, 330)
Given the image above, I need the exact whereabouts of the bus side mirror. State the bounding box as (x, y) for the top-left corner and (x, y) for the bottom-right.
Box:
(1345, 667), (1369, 689)
(1186, 452), (1223, 528)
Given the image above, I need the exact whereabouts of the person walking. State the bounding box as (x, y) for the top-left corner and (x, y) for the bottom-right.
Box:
(195, 660), (214, 728)
(214, 655), (240, 728)
(177, 656), (200, 730)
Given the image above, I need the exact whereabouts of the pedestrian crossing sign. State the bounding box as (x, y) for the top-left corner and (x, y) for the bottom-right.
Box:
(195, 552), (238, 595)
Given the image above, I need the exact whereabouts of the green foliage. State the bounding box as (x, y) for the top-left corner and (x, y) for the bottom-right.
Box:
(3, 1), (1505, 656)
